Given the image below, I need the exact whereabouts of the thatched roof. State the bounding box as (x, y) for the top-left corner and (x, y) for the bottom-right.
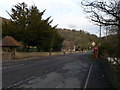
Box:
(1, 36), (21, 47)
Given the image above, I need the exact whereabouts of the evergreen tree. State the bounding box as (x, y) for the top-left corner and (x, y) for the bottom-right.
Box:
(3, 2), (64, 52)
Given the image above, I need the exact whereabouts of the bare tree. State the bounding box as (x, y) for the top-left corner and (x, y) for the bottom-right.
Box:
(81, 0), (120, 58)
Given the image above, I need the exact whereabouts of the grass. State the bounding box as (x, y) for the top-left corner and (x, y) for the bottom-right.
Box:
(100, 58), (120, 89)
(88, 53), (94, 60)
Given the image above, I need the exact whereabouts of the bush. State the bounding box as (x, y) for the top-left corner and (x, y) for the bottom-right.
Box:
(100, 58), (120, 89)
(99, 43), (111, 57)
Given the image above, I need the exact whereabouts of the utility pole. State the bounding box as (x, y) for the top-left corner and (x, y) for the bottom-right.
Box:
(99, 24), (102, 46)
(99, 24), (102, 38)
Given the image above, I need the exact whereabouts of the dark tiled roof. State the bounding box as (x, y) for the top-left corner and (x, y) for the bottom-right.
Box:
(1, 36), (21, 47)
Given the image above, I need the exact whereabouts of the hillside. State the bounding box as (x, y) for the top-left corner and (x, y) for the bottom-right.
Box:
(57, 28), (99, 50)
(0, 16), (10, 23)
(1, 16), (99, 50)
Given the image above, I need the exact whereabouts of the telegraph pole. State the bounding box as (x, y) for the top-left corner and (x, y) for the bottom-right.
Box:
(99, 24), (102, 46)
(99, 24), (101, 38)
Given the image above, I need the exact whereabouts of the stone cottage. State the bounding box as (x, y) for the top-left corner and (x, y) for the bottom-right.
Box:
(0, 36), (21, 60)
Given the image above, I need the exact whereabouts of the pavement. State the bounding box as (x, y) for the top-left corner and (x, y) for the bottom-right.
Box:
(79, 53), (111, 88)
(87, 59), (111, 88)
(84, 56), (111, 88)
(2, 51), (111, 88)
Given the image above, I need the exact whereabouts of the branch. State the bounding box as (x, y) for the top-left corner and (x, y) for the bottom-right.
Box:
(82, 0), (120, 19)
(91, 19), (118, 26)
(88, 8), (118, 26)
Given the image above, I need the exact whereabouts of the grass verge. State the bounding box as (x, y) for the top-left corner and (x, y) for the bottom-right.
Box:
(99, 57), (120, 89)
(88, 53), (94, 60)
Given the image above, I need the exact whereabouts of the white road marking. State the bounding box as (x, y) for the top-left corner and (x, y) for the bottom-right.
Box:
(0, 64), (24, 70)
(84, 64), (93, 90)
(6, 74), (39, 89)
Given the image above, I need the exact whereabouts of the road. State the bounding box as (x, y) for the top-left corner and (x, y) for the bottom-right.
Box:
(2, 51), (110, 88)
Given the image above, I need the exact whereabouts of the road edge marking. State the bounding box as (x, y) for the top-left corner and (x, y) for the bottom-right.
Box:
(84, 64), (93, 89)
(5, 75), (37, 89)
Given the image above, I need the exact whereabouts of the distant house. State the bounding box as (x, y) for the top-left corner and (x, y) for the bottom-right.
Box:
(92, 41), (96, 47)
(62, 40), (76, 52)
(0, 36), (21, 60)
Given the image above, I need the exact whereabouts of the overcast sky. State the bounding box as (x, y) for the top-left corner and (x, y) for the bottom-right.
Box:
(0, 0), (101, 36)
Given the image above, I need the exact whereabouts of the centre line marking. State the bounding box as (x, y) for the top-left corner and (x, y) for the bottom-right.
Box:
(1, 64), (24, 69)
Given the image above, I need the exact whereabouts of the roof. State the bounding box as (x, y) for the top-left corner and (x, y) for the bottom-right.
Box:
(63, 40), (75, 49)
(63, 40), (75, 45)
(1, 36), (21, 47)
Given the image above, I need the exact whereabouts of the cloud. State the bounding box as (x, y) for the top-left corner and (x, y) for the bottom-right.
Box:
(0, 0), (99, 36)
(68, 24), (78, 29)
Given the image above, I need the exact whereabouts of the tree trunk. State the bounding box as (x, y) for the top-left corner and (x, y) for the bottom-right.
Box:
(23, 45), (27, 52)
(37, 46), (42, 52)
(26, 46), (30, 52)
(117, 20), (120, 58)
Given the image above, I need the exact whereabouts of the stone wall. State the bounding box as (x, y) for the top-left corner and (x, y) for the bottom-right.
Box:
(50, 52), (64, 56)
(15, 52), (50, 59)
(2, 51), (80, 60)
(2, 52), (12, 60)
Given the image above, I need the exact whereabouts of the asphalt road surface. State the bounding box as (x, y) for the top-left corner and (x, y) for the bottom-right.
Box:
(2, 51), (110, 88)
